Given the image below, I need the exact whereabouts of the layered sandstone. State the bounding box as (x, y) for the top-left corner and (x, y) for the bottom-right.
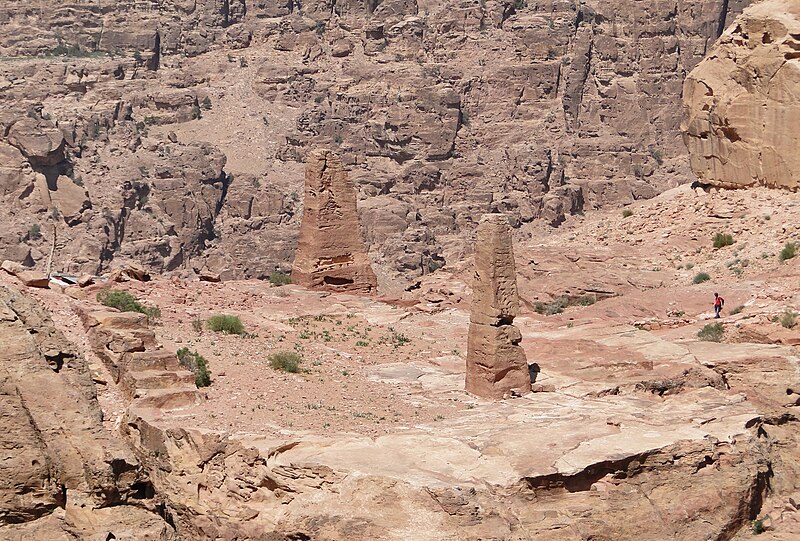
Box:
(465, 214), (530, 398)
(0, 284), (175, 540)
(0, 0), (753, 286)
(683, 0), (800, 190)
(292, 150), (377, 293)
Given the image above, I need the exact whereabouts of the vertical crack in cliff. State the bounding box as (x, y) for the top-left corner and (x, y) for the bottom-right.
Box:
(717, 0), (731, 38)
(13, 386), (63, 518)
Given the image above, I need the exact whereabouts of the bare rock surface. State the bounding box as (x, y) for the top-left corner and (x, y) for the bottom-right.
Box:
(2, 181), (799, 539)
(0, 0), (755, 285)
(683, 0), (800, 190)
(292, 149), (377, 293)
(465, 214), (531, 398)
(0, 282), (174, 540)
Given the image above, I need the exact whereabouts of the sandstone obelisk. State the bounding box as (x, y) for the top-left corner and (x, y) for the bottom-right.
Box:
(292, 149), (377, 293)
(465, 214), (531, 398)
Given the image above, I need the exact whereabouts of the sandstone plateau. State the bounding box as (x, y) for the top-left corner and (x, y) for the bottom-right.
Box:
(2, 180), (799, 539)
(2, 1), (800, 540)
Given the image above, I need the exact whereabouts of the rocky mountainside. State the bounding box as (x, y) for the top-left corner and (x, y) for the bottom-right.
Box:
(0, 0), (752, 286)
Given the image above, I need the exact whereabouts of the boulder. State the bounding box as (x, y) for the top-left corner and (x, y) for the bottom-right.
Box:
(6, 118), (67, 167)
(16, 271), (50, 288)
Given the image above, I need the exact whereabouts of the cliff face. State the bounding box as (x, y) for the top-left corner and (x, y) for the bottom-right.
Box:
(0, 0), (751, 284)
(0, 284), (175, 540)
(683, 0), (800, 191)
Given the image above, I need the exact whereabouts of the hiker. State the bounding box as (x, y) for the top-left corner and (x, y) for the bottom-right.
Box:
(714, 292), (724, 318)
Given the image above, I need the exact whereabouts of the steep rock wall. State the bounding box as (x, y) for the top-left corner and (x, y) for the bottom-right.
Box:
(0, 0), (752, 283)
(683, 0), (800, 191)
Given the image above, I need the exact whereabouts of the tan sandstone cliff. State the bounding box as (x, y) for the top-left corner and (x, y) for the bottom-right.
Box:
(683, 0), (800, 190)
(0, 0), (752, 285)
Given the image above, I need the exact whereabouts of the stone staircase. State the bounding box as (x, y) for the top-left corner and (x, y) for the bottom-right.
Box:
(78, 306), (202, 412)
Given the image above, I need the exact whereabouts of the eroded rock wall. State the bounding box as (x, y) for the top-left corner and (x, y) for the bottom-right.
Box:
(0, 284), (175, 540)
(0, 0), (753, 283)
(683, 0), (800, 190)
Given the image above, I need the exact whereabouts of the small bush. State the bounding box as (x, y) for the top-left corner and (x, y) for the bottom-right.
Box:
(28, 224), (42, 240)
(269, 351), (302, 373)
(622, 209), (633, 218)
(535, 296), (569, 315)
(647, 146), (664, 166)
(97, 290), (160, 320)
(692, 272), (711, 284)
(697, 323), (725, 342)
(192, 319), (203, 332)
(576, 295), (596, 306)
(780, 310), (798, 329)
(712, 233), (735, 249)
(779, 242), (797, 262)
(269, 271), (292, 286)
(207, 314), (245, 335)
(177, 348), (211, 387)
(752, 515), (769, 535)
(730, 305), (745, 315)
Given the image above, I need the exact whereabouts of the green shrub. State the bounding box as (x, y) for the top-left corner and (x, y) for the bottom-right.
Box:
(207, 314), (245, 335)
(97, 290), (160, 320)
(730, 305), (745, 315)
(177, 348), (211, 387)
(192, 319), (203, 332)
(534, 295), (569, 315)
(28, 224), (42, 240)
(712, 233), (734, 249)
(576, 295), (596, 306)
(269, 271), (292, 286)
(647, 146), (664, 166)
(692, 272), (711, 284)
(779, 242), (797, 262)
(621, 209), (633, 218)
(269, 351), (302, 373)
(780, 310), (797, 329)
(752, 515), (769, 535)
(697, 322), (724, 342)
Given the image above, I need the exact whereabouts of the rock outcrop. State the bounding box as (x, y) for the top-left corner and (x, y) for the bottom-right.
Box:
(0, 283), (175, 540)
(683, 0), (800, 190)
(78, 306), (202, 410)
(292, 149), (377, 293)
(465, 214), (530, 398)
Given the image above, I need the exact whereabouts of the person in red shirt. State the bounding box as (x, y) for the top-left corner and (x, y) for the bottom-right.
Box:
(714, 292), (724, 318)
